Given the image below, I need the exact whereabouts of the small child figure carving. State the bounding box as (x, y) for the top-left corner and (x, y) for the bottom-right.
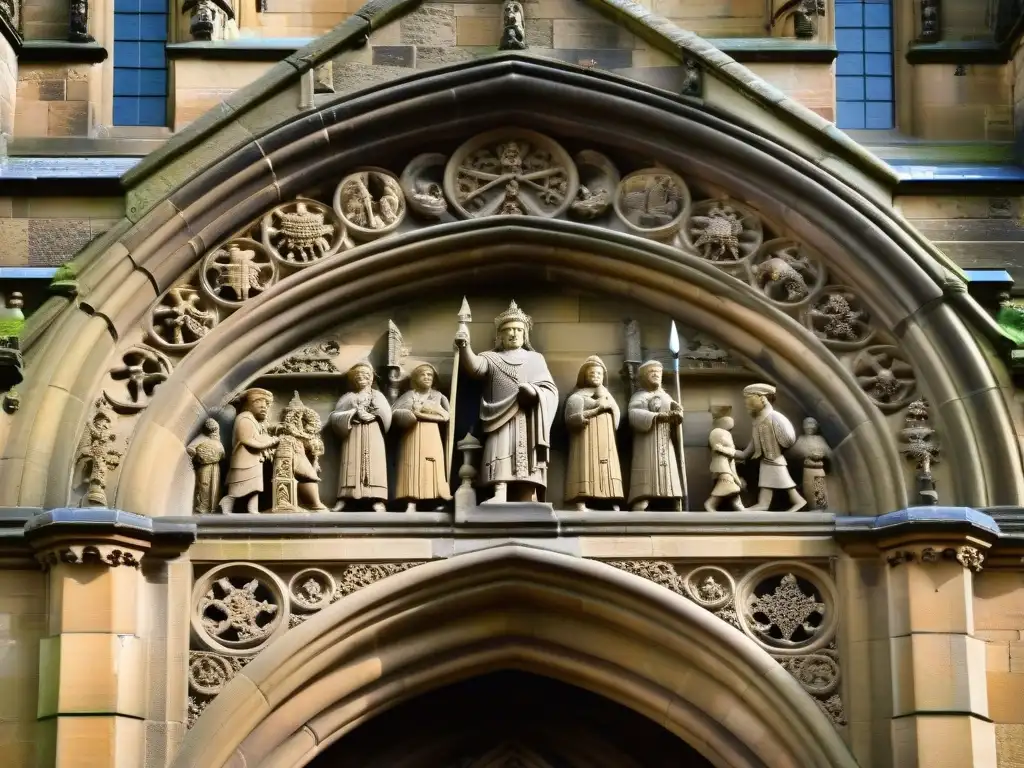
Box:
(705, 410), (745, 512)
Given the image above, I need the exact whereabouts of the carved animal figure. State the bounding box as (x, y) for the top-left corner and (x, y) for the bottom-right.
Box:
(751, 256), (809, 302)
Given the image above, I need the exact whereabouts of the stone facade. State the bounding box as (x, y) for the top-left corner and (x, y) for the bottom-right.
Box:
(1, 0), (1024, 767)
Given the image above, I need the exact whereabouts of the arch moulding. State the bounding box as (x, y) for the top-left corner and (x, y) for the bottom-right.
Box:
(173, 543), (860, 768)
(9, 56), (1022, 514)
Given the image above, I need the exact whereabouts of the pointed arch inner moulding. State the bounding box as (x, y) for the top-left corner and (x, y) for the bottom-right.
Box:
(173, 544), (861, 768)
(14, 56), (1021, 516)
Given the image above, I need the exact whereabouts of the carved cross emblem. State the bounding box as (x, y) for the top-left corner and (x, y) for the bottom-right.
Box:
(745, 573), (825, 644)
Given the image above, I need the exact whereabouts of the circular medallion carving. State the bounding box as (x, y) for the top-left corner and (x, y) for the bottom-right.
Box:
(333, 167), (407, 240)
(614, 168), (689, 237)
(288, 568), (337, 612)
(681, 565), (734, 610)
(400, 153), (449, 219)
(200, 238), (277, 309)
(749, 239), (826, 307)
(778, 653), (841, 696)
(682, 199), (763, 262)
(188, 652), (235, 696)
(570, 150), (619, 220)
(852, 344), (917, 411)
(146, 286), (219, 351)
(802, 285), (875, 350)
(735, 561), (837, 655)
(191, 563), (289, 655)
(261, 199), (345, 266)
(103, 344), (172, 413)
(444, 128), (579, 218)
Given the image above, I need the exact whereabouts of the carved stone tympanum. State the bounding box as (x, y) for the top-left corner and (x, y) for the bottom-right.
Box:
(455, 300), (558, 504)
(564, 356), (624, 511)
(392, 363), (452, 511)
(627, 360), (684, 511)
(330, 361), (391, 511)
(220, 389), (278, 514)
(738, 383), (806, 511)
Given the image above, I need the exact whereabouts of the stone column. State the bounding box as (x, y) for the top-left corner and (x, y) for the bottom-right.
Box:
(24, 509), (195, 768)
(840, 507), (999, 768)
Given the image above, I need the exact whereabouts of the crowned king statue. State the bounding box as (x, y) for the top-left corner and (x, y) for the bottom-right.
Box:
(454, 300), (559, 503)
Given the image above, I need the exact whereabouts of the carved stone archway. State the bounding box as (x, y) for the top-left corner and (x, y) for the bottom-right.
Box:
(10, 55), (1022, 515)
(173, 543), (859, 768)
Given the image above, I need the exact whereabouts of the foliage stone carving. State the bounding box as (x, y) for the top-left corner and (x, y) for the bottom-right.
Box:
(803, 286), (874, 349)
(444, 129), (578, 219)
(749, 240), (825, 306)
(745, 573), (826, 648)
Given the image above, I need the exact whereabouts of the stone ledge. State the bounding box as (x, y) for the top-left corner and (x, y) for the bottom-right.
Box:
(19, 40), (108, 63)
(906, 40), (1007, 66)
(23, 507), (196, 559)
(835, 506), (1001, 551)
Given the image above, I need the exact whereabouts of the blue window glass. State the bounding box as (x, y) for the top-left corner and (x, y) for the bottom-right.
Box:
(113, 0), (167, 126)
(835, 0), (893, 130)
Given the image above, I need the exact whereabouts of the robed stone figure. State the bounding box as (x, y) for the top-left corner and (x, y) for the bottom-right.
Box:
(564, 356), (624, 510)
(330, 361), (391, 511)
(220, 388), (278, 514)
(454, 300), (558, 503)
(627, 360), (684, 511)
(393, 362), (452, 511)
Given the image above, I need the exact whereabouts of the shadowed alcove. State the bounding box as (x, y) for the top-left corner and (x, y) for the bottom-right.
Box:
(307, 670), (715, 767)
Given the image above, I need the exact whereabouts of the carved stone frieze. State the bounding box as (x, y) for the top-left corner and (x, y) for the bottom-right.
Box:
(188, 561), (425, 728)
(605, 558), (844, 724)
(35, 543), (141, 569)
(885, 545), (984, 572)
(265, 339), (342, 374)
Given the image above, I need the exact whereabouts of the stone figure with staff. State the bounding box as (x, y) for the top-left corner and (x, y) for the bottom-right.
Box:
(452, 299), (558, 503)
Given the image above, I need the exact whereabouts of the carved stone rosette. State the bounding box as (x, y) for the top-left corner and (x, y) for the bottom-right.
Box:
(188, 561), (425, 729)
(606, 558), (845, 726)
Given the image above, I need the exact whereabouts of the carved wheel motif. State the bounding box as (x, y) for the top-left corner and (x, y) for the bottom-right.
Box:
(333, 167), (407, 240)
(262, 199), (346, 266)
(146, 286), (218, 350)
(802, 285), (875, 349)
(614, 168), (690, 237)
(853, 344), (916, 411)
(288, 568), (337, 612)
(444, 129), (579, 218)
(191, 563), (289, 654)
(200, 238), (277, 308)
(735, 561), (837, 654)
(103, 344), (172, 413)
(681, 565), (734, 611)
(748, 240), (826, 306)
(682, 198), (762, 262)
(188, 652), (235, 696)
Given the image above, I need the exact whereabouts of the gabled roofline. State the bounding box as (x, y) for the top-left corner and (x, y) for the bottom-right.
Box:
(122, 0), (898, 200)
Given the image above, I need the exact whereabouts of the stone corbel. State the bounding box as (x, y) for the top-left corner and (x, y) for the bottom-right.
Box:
(24, 507), (197, 569)
(836, 506), (999, 572)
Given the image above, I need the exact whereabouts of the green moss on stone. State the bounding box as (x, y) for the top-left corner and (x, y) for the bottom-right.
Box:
(0, 319), (24, 340)
(997, 302), (1024, 346)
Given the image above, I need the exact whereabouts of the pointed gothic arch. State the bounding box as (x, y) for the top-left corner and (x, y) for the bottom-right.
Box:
(9, 55), (1021, 515)
(173, 543), (859, 768)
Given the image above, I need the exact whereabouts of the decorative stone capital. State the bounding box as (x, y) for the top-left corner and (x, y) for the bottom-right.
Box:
(836, 506), (999, 571)
(24, 508), (197, 569)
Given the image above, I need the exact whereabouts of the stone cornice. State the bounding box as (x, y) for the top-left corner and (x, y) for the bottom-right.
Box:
(23, 507), (196, 566)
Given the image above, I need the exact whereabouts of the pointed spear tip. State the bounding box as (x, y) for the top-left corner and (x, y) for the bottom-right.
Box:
(458, 296), (472, 321)
(668, 320), (680, 354)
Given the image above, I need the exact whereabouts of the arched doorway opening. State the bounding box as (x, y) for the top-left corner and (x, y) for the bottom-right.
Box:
(308, 670), (715, 768)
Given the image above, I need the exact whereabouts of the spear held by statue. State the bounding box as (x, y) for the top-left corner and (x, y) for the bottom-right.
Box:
(447, 297), (472, 479)
(669, 321), (690, 511)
